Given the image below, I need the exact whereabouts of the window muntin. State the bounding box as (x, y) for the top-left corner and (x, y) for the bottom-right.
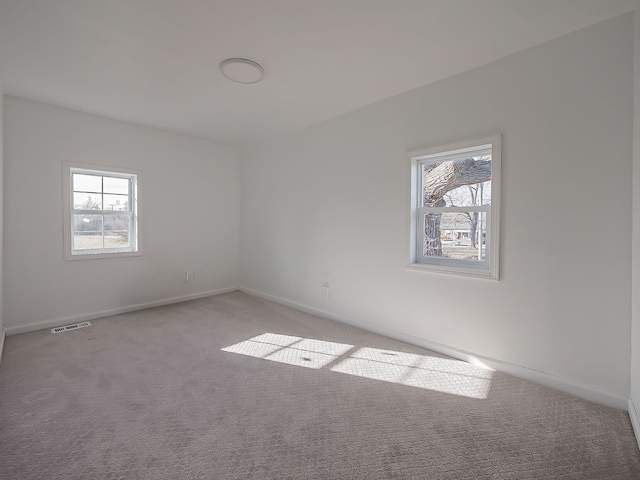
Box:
(66, 165), (139, 258)
(409, 136), (500, 279)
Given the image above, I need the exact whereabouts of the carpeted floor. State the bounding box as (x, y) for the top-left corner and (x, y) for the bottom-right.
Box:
(0, 291), (639, 479)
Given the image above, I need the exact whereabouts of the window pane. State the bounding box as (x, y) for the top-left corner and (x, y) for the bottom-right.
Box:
(424, 211), (487, 261)
(73, 173), (102, 193)
(442, 181), (491, 207)
(104, 214), (130, 231)
(73, 231), (103, 250)
(103, 176), (129, 195)
(68, 167), (139, 257)
(104, 231), (130, 249)
(73, 192), (102, 210)
(103, 194), (129, 211)
(422, 156), (491, 207)
(74, 215), (103, 232)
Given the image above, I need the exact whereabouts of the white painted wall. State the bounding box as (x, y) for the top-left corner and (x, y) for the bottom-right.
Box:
(0, 92), (4, 343)
(630, 3), (640, 439)
(3, 97), (240, 332)
(241, 15), (634, 398)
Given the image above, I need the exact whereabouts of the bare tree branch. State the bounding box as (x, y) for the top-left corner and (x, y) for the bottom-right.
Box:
(423, 158), (491, 205)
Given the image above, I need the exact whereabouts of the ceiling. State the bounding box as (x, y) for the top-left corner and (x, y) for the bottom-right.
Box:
(0, 0), (635, 146)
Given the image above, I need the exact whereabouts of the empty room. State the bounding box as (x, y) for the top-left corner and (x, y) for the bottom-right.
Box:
(2, 1), (640, 478)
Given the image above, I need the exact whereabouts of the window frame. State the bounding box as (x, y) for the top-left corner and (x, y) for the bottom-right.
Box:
(63, 162), (142, 260)
(407, 135), (501, 280)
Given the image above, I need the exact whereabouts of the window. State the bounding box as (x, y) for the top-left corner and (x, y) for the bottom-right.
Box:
(63, 163), (140, 259)
(408, 135), (500, 279)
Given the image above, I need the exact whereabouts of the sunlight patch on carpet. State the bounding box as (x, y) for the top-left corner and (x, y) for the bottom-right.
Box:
(330, 347), (493, 399)
(222, 334), (493, 398)
(221, 333), (353, 369)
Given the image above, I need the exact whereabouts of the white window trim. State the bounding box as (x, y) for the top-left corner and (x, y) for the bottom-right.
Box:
(406, 135), (501, 280)
(63, 161), (142, 260)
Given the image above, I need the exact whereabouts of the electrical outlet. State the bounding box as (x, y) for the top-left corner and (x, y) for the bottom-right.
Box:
(185, 271), (195, 282)
(322, 282), (331, 299)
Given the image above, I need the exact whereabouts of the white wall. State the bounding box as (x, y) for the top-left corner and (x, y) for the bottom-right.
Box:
(241, 15), (634, 400)
(0, 92), (4, 344)
(630, 3), (640, 440)
(3, 97), (240, 333)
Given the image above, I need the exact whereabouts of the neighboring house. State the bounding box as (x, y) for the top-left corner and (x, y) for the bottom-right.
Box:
(440, 213), (484, 243)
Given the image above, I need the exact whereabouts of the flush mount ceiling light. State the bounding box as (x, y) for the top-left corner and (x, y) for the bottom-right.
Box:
(219, 58), (264, 84)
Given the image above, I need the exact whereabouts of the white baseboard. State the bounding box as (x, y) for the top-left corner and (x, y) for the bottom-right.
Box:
(630, 399), (640, 450)
(0, 328), (5, 366)
(239, 286), (629, 411)
(5, 287), (238, 336)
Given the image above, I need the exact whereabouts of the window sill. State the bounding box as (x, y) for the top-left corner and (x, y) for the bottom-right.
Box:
(405, 262), (498, 280)
(65, 250), (142, 261)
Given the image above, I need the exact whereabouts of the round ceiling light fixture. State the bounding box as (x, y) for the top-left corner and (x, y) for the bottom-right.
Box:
(219, 58), (264, 84)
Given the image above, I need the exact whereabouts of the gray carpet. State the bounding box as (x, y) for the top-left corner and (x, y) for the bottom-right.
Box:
(1, 291), (639, 479)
